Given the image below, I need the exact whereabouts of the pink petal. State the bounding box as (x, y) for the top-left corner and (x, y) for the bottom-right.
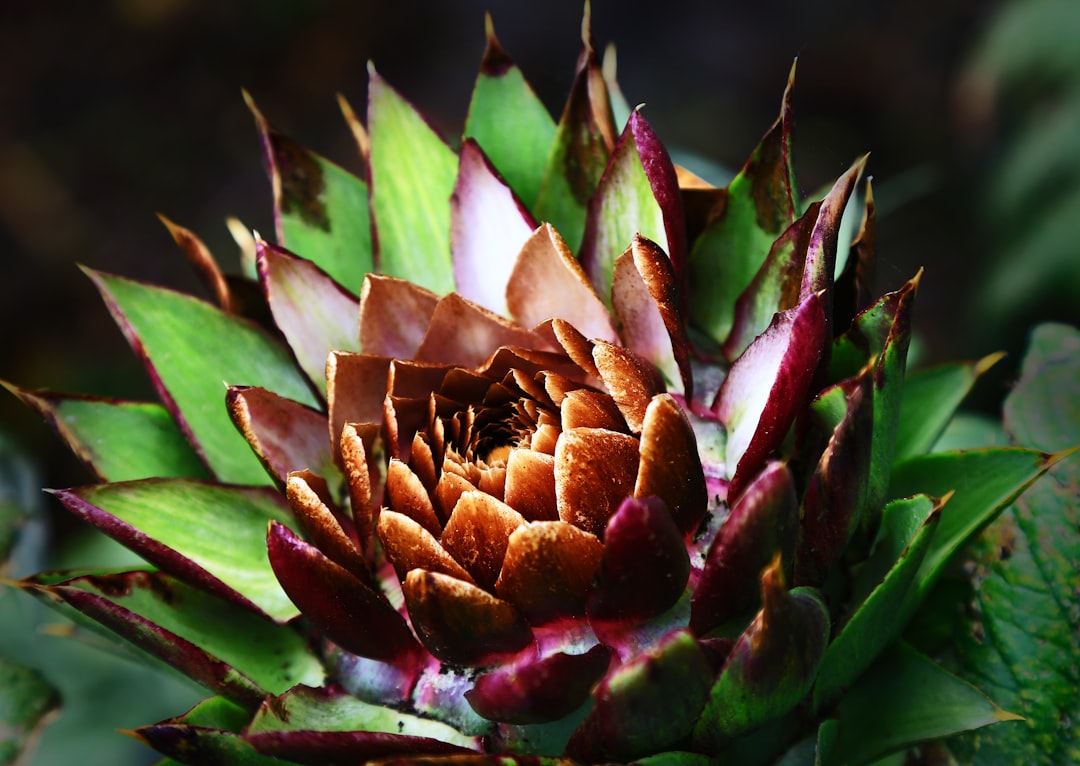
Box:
(713, 292), (827, 501)
(257, 238), (360, 394)
(451, 139), (537, 317)
(466, 644), (611, 724)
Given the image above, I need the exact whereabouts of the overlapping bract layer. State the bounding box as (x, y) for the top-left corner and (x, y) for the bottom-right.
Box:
(6, 11), (1061, 766)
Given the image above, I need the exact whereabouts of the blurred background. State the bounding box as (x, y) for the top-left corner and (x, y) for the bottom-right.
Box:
(1, 1), (1077, 764)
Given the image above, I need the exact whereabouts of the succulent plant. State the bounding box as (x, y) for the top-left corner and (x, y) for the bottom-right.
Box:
(3, 10), (1070, 766)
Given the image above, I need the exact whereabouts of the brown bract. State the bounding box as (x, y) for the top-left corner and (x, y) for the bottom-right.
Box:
(254, 270), (707, 678)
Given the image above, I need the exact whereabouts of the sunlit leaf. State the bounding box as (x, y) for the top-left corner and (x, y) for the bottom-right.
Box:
(87, 269), (318, 485)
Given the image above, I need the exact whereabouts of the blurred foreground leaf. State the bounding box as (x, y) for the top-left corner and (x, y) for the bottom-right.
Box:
(0, 657), (60, 766)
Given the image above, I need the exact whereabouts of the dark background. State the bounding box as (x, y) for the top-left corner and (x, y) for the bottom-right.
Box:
(3, 0), (1076, 492)
(1, 2), (1077, 762)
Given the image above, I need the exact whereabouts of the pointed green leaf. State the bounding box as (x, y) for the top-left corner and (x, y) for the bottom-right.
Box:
(820, 642), (1020, 766)
(3, 384), (208, 481)
(243, 685), (478, 761)
(27, 570), (323, 705)
(88, 269), (318, 486)
(368, 69), (457, 293)
(53, 479), (300, 622)
(695, 562), (830, 748)
(463, 15), (556, 207)
(248, 94), (373, 294)
(246, 685), (474, 745)
(949, 323), (1080, 765)
(568, 630), (712, 763)
(532, 44), (617, 252)
(0, 657), (59, 766)
(3, 386), (208, 482)
(580, 110), (684, 308)
(688, 67), (796, 346)
(893, 353), (1005, 462)
(860, 275), (917, 521)
(814, 495), (943, 711)
(887, 447), (1058, 619)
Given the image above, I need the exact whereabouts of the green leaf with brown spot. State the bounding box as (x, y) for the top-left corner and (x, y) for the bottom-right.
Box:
(948, 323), (1080, 765)
(248, 93), (372, 293)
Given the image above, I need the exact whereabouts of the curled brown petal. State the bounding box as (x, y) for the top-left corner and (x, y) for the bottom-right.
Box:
(340, 423), (375, 558)
(326, 352), (390, 464)
(495, 520), (604, 625)
(286, 471), (367, 581)
(503, 449), (558, 522)
(386, 458), (443, 538)
(550, 318), (600, 379)
(415, 293), (543, 369)
(377, 510), (475, 584)
(635, 394), (708, 537)
(591, 341), (664, 434)
(402, 569), (534, 666)
(440, 491), (527, 592)
(358, 273), (439, 359)
(555, 427), (640, 539)
(506, 223), (619, 344)
(560, 388), (628, 432)
(434, 470), (475, 526)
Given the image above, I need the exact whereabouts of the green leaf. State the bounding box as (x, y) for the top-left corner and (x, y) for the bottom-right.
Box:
(463, 15), (556, 207)
(532, 44), (616, 252)
(2, 386), (208, 482)
(695, 562), (830, 749)
(949, 323), (1080, 765)
(246, 684), (477, 747)
(893, 353), (1004, 462)
(27, 570), (323, 705)
(688, 67), (796, 346)
(580, 110), (680, 308)
(570, 630), (712, 763)
(367, 69), (458, 294)
(136, 697), (265, 766)
(819, 642), (1020, 766)
(0, 657), (59, 766)
(53, 480), (300, 622)
(247, 94), (373, 294)
(814, 495), (942, 711)
(931, 412), (1009, 453)
(137, 724), (288, 766)
(88, 269), (318, 486)
(887, 447), (1057, 619)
